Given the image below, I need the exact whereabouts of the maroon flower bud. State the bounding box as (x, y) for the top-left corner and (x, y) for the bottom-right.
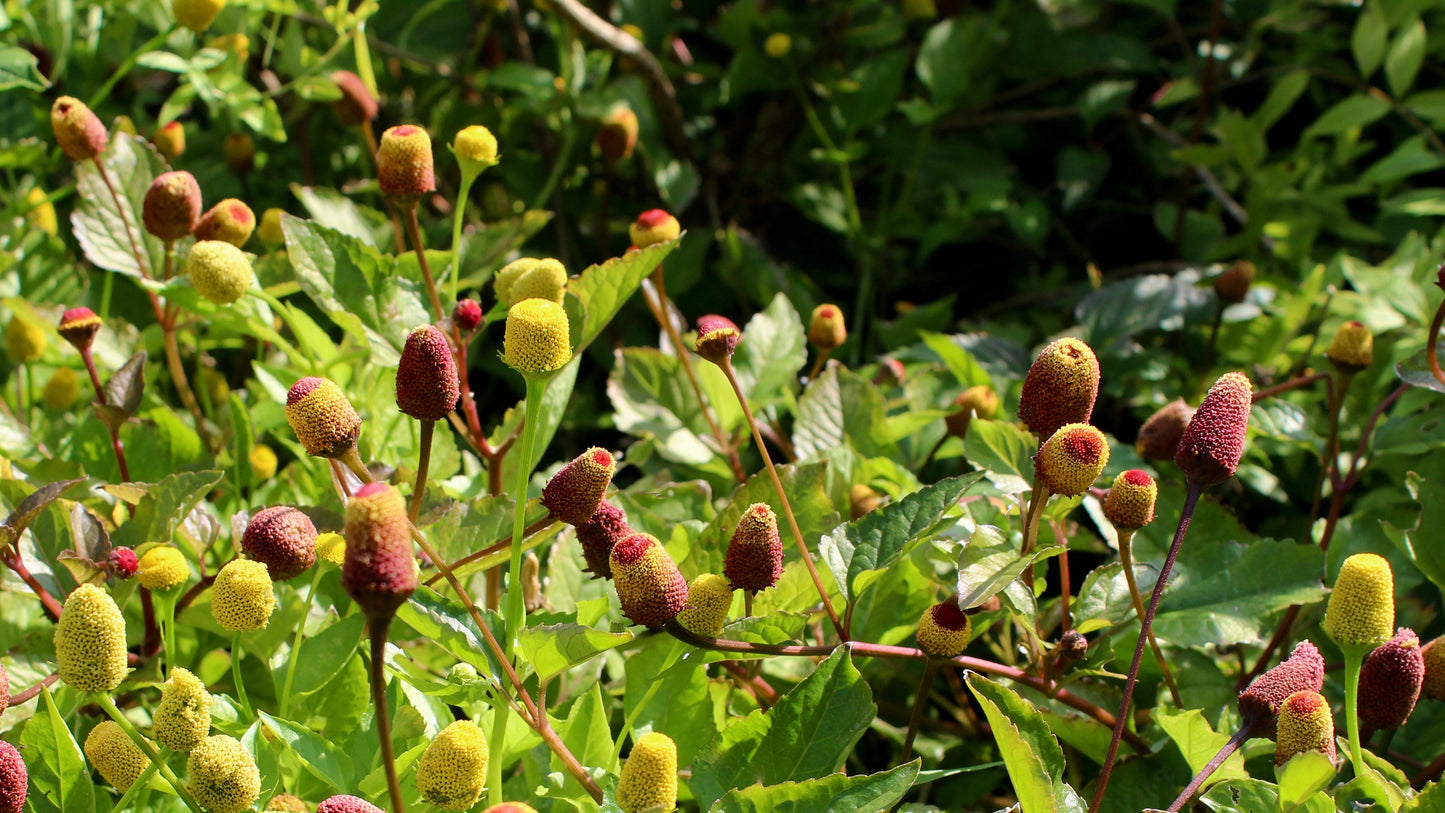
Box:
(343, 483), (417, 622)
(724, 503), (782, 593)
(142, 171), (202, 242)
(1056, 629), (1088, 666)
(915, 601), (971, 658)
(241, 506), (318, 581)
(1213, 261), (1255, 304)
(51, 96), (107, 161)
(318, 796), (385, 813)
(396, 325), (460, 422)
(541, 448), (616, 525)
(576, 500), (630, 579)
(1238, 640), (1325, 738)
(377, 125), (436, 203)
(108, 546), (139, 579)
(1017, 337), (1100, 439)
(193, 198), (256, 247)
(610, 532), (688, 627)
(1175, 371), (1252, 485)
(57, 306), (102, 353)
(694, 315), (740, 365)
(1136, 399), (1193, 461)
(1359, 628), (1425, 733)
(0, 740), (27, 813)
(453, 299), (483, 332)
(330, 71), (379, 126)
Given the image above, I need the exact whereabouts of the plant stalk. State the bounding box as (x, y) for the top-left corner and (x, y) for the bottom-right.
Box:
(280, 562), (327, 718)
(901, 660), (941, 763)
(1118, 529), (1183, 707)
(94, 693), (204, 813)
(409, 419), (435, 523)
(1427, 298), (1445, 388)
(368, 617), (407, 813)
(230, 632), (253, 720)
(1166, 721), (1254, 811)
(402, 203), (446, 320)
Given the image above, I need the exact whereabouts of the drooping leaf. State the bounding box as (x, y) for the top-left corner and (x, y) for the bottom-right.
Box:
(259, 711), (354, 792)
(518, 622), (633, 682)
(395, 587), (505, 679)
(0, 45), (48, 91)
(954, 523), (1062, 611)
(19, 686), (94, 812)
(708, 761), (920, 813)
(966, 672), (1084, 813)
(0, 477), (84, 545)
(108, 470), (224, 550)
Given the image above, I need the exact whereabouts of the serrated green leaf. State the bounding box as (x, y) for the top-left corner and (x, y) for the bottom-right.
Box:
(20, 686), (94, 812)
(691, 648), (874, 810)
(259, 711), (354, 792)
(709, 761), (920, 812)
(395, 587), (505, 679)
(1071, 561), (1135, 634)
(1152, 538), (1326, 648)
(109, 470), (224, 549)
(0, 45), (48, 91)
(1403, 779), (1445, 811)
(569, 237), (680, 353)
(72, 134), (168, 278)
(920, 331), (993, 389)
(609, 346), (719, 467)
(819, 473), (979, 601)
(273, 612), (366, 697)
(966, 672), (1081, 813)
(518, 622), (633, 681)
(1155, 708), (1248, 792)
(731, 292), (808, 409)
(1275, 751), (1337, 812)
(963, 418), (1037, 493)
(551, 683), (616, 801)
(793, 366), (895, 460)
(623, 637), (717, 765)
(954, 524), (1061, 612)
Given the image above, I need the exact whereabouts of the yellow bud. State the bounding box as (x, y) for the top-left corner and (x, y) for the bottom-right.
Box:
(85, 721), (151, 791)
(51, 97), (108, 161)
(416, 720), (489, 811)
(764, 32), (792, 58)
(495, 257), (566, 306)
(1324, 321), (1373, 374)
(629, 209), (680, 248)
(249, 443), (278, 481)
(1034, 423), (1110, 497)
(154, 667), (213, 752)
(454, 125), (499, 176)
(617, 731), (677, 813)
(186, 240), (254, 305)
(265, 794), (309, 812)
(1017, 337), (1100, 439)
(6, 316), (46, 363)
(173, 0), (226, 31)
(54, 584), (129, 693)
(258, 208), (287, 245)
(211, 559), (275, 631)
(26, 188), (57, 235)
(1103, 469), (1157, 531)
(315, 532), (347, 567)
(915, 601), (971, 658)
(1323, 553), (1395, 650)
(42, 367), (79, 409)
(186, 735), (260, 813)
(137, 546), (190, 591)
(503, 298), (572, 376)
(677, 573), (733, 637)
(223, 132), (255, 175)
(194, 199), (256, 247)
(377, 125), (436, 202)
(808, 304), (846, 351)
(1274, 690), (1337, 766)
(285, 377), (363, 459)
(152, 121), (186, 160)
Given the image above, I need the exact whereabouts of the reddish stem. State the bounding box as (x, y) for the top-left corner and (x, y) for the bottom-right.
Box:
(1167, 722), (1254, 810)
(1427, 298), (1445, 388)
(8, 673), (59, 706)
(3, 552), (63, 621)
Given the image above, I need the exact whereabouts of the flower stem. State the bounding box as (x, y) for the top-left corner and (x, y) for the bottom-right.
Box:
(1343, 645), (1368, 781)
(1117, 529), (1183, 707)
(230, 632), (253, 721)
(367, 617), (407, 813)
(900, 660), (941, 763)
(1427, 297), (1445, 389)
(1090, 479), (1203, 813)
(111, 757), (161, 810)
(1166, 722), (1253, 811)
(280, 563), (326, 718)
(409, 419), (435, 523)
(448, 174), (477, 306)
(611, 641), (684, 766)
(719, 357), (844, 639)
(486, 685), (509, 807)
(506, 377), (548, 650)
(94, 693), (204, 813)
(402, 203), (446, 321)
(156, 589), (178, 676)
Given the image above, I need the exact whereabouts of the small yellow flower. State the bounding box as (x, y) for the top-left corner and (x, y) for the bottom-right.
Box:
(764, 33), (792, 58)
(6, 316), (46, 363)
(154, 667), (213, 752)
(257, 208), (287, 245)
(249, 443), (278, 481)
(186, 240), (254, 305)
(915, 601), (971, 658)
(454, 125), (499, 176)
(676, 573), (733, 637)
(416, 720), (489, 811)
(186, 735), (260, 813)
(42, 367), (80, 409)
(617, 731), (677, 813)
(1274, 690), (1336, 766)
(1323, 553), (1395, 650)
(26, 188), (57, 235)
(84, 721), (151, 791)
(211, 559), (276, 631)
(315, 532), (347, 567)
(1034, 423), (1110, 497)
(503, 298), (572, 376)
(1325, 321), (1373, 373)
(54, 584), (129, 693)
(137, 546), (190, 592)
(1103, 469), (1157, 531)
(285, 377), (363, 459)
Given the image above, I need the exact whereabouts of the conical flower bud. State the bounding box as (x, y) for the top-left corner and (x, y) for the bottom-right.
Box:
(154, 667), (213, 752)
(944, 385), (999, 438)
(724, 503), (782, 593)
(503, 298), (572, 375)
(1214, 261), (1255, 304)
(597, 107), (638, 163)
(285, 377), (363, 459)
(415, 719), (489, 811)
(630, 209), (681, 248)
(677, 573), (734, 637)
(915, 601), (971, 658)
(1103, 469), (1157, 531)
(137, 546), (189, 591)
(1055, 629), (1089, 667)
(0, 741), (26, 813)
(57, 307), (102, 353)
(265, 794), (309, 812)
(1423, 635), (1445, 702)
(258, 208), (286, 245)
(849, 483), (882, 519)
(494, 258), (566, 306)
(5, 316), (44, 363)
(1175, 372), (1252, 486)
(142, 170), (202, 242)
(330, 71), (378, 126)
(542, 448), (616, 525)
(610, 532), (688, 627)
(1358, 627), (1424, 732)
(241, 506), (317, 581)
(1238, 640), (1325, 738)
(1017, 337), (1100, 439)
(1323, 553), (1395, 650)
(186, 240), (254, 305)
(319, 796), (384, 813)
(1136, 399), (1193, 461)
(1034, 423), (1110, 497)
(172, 0), (225, 31)
(194, 199), (256, 247)
(153, 121), (186, 160)
(576, 500), (630, 579)
(1324, 321), (1373, 374)
(51, 97), (107, 161)
(454, 125), (499, 176)
(343, 483), (417, 621)
(223, 133), (254, 175)
(186, 735), (260, 813)
(808, 304), (846, 351)
(1274, 691), (1337, 766)
(55, 583), (128, 692)
(695, 314), (740, 365)
(211, 559), (275, 631)
(85, 720), (150, 791)
(453, 299), (483, 331)
(396, 325), (460, 421)
(378, 125), (436, 203)
(616, 731), (677, 813)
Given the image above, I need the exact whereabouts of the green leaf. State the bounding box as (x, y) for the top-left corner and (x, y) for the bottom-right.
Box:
(622, 637), (717, 765)
(1352, 4), (1389, 78)
(691, 648), (875, 810)
(1403, 780), (1445, 811)
(291, 185), (388, 247)
(1393, 473), (1445, 603)
(259, 711), (354, 792)
(0, 45), (48, 91)
(569, 237), (680, 354)
(20, 686), (94, 812)
(954, 524), (1062, 613)
(965, 672), (1083, 813)
(708, 761), (920, 812)
(72, 134), (168, 278)
(732, 292), (808, 409)
(1306, 94), (1391, 136)
(610, 346), (720, 467)
(1385, 17), (1427, 98)
(273, 612), (366, 697)
(833, 49), (910, 132)
(1071, 561), (1134, 634)
(963, 419), (1037, 494)
(395, 587), (505, 679)
(1152, 538), (1326, 648)
(1275, 751), (1337, 812)
(1076, 273), (1208, 347)
(920, 332), (994, 389)
(793, 367), (895, 460)
(818, 474), (979, 601)
(1396, 338), (1445, 393)
(109, 470), (225, 549)
(551, 684), (617, 801)
(1155, 708), (1248, 790)
(518, 622), (633, 681)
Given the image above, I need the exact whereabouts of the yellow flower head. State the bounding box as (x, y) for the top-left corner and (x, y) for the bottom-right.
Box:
(315, 532), (347, 567)
(143, 170), (202, 242)
(223, 132), (255, 174)
(1325, 320), (1373, 374)
(195, 199), (256, 247)
(85, 721), (151, 791)
(1103, 469), (1157, 531)
(249, 443), (278, 482)
(186, 735), (260, 813)
(503, 298), (572, 376)
(54, 584), (129, 693)
(211, 559), (276, 632)
(26, 187), (57, 235)
(617, 731), (678, 813)
(629, 209), (681, 248)
(542, 447), (616, 526)
(1017, 337), (1099, 439)
(416, 720), (490, 811)
(495, 258), (566, 306)
(764, 32), (792, 58)
(153, 121), (186, 160)
(597, 107), (638, 164)
(42, 367), (79, 409)
(207, 33), (250, 59)
(915, 601), (971, 658)
(677, 573), (734, 638)
(265, 793), (310, 811)
(50, 96), (108, 161)
(694, 314), (740, 365)
(258, 208), (287, 245)
(454, 125), (499, 176)
(154, 667), (213, 752)
(808, 304), (846, 351)
(610, 532), (688, 627)
(6, 316), (46, 363)
(1424, 635), (1445, 702)
(377, 125), (436, 202)
(187, 240), (254, 305)
(285, 377), (363, 459)
(1274, 690), (1337, 767)
(1323, 553), (1395, 650)
(1034, 423), (1110, 497)
(172, 0), (225, 31)
(137, 546), (190, 591)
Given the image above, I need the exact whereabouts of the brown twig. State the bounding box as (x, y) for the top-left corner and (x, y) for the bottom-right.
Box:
(1167, 722), (1255, 810)
(8, 672), (59, 706)
(424, 515), (558, 587)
